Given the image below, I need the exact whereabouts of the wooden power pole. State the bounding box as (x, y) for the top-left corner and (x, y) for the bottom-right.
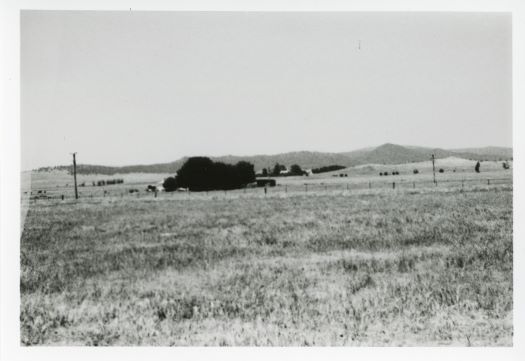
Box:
(431, 154), (436, 185)
(72, 152), (79, 199)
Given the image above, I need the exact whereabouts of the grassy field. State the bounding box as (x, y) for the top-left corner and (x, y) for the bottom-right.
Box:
(20, 169), (513, 346)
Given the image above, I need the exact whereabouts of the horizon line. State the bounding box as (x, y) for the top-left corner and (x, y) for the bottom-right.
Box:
(23, 142), (513, 171)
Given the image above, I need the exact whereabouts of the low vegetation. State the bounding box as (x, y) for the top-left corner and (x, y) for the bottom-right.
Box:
(20, 182), (512, 345)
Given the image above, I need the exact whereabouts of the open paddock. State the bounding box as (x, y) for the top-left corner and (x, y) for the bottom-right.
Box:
(20, 172), (513, 346)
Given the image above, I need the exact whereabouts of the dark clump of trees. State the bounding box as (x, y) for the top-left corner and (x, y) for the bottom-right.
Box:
(312, 165), (346, 174)
(271, 163), (287, 176)
(163, 157), (255, 192)
(264, 163), (307, 177)
(290, 164), (305, 176)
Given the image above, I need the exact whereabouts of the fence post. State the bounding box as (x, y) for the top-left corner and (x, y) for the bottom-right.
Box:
(264, 187), (267, 196)
(61, 194), (64, 200)
(369, 182), (371, 189)
(462, 180), (464, 189)
(487, 179), (490, 185)
(392, 182), (395, 189)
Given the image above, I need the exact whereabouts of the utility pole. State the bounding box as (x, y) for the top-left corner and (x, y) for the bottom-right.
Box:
(431, 154), (436, 185)
(72, 152), (78, 199)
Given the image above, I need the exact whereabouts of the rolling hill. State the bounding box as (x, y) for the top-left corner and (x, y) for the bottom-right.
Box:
(37, 144), (512, 175)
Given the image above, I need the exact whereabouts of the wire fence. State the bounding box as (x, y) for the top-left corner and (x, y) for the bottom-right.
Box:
(23, 176), (513, 203)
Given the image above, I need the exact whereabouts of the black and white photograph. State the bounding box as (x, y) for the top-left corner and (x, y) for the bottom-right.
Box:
(1, 1), (524, 357)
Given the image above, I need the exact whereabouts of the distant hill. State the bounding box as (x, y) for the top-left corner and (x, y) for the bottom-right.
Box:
(37, 144), (513, 175)
(449, 146), (513, 159)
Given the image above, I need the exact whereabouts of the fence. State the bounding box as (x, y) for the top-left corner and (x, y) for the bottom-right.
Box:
(23, 177), (513, 202)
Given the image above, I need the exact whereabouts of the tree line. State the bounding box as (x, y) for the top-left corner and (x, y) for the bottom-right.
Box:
(257, 163), (308, 177)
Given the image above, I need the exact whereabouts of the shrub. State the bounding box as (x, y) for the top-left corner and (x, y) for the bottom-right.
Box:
(163, 177), (177, 192)
(413, 169), (419, 174)
(439, 168), (444, 173)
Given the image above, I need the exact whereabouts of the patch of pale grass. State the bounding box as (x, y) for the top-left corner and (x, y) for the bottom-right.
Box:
(20, 184), (512, 345)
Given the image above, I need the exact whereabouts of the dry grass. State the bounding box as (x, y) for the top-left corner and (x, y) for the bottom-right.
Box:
(20, 183), (512, 346)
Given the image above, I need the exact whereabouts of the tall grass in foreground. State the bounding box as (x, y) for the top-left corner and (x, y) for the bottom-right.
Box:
(20, 185), (512, 345)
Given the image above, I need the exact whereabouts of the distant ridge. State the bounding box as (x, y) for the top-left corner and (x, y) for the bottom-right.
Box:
(37, 144), (513, 175)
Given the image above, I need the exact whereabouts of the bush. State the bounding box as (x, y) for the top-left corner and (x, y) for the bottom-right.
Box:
(163, 177), (177, 192)
(413, 169), (419, 174)
(439, 168), (444, 173)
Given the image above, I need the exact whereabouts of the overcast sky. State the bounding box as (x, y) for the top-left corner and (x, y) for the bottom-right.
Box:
(21, 11), (512, 169)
